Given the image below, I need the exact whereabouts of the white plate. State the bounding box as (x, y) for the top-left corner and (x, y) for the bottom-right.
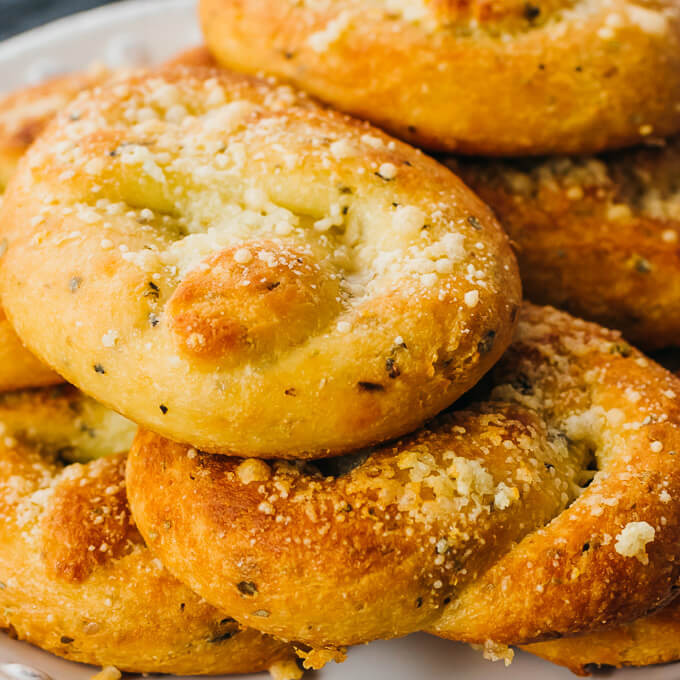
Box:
(0, 2), (677, 678)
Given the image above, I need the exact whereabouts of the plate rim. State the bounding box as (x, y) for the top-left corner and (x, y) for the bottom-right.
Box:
(0, 0), (195, 61)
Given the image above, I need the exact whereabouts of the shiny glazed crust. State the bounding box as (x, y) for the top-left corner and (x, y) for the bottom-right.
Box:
(199, 0), (680, 155)
(450, 136), (680, 350)
(0, 65), (520, 457)
(0, 385), (299, 676)
(126, 304), (680, 650)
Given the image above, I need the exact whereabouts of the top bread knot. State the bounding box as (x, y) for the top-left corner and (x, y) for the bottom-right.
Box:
(0, 65), (520, 457)
(199, 0), (680, 154)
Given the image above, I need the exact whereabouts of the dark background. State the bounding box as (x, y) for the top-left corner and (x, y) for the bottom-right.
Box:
(0, 0), (117, 40)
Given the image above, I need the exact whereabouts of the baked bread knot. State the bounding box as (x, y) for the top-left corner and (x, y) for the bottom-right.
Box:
(126, 303), (680, 651)
(199, 0), (680, 155)
(450, 135), (680, 350)
(0, 385), (300, 676)
(0, 73), (118, 388)
(0, 66), (112, 191)
(0, 65), (520, 457)
(0, 52), (257, 393)
(523, 597), (680, 675)
(0, 306), (62, 391)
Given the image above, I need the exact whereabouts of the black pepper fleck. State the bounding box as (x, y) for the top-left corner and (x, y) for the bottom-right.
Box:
(144, 281), (160, 298)
(477, 330), (496, 355)
(357, 381), (385, 392)
(633, 256), (652, 273)
(524, 3), (541, 20)
(467, 215), (482, 230)
(375, 170), (394, 181)
(60, 636), (74, 644)
(159, 404), (168, 414)
(93, 364), (106, 374)
(611, 342), (632, 357)
(237, 581), (258, 596)
(385, 357), (400, 379)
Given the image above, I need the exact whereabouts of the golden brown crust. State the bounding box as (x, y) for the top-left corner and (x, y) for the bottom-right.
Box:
(199, 0), (680, 155)
(0, 315), (62, 390)
(164, 45), (219, 69)
(41, 454), (140, 583)
(0, 55), (216, 393)
(0, 65), (520, 457)
(0, 50), (222, 191)
(0, 72), (100, 389)
(0, 385), (298, 675)
(450, 136), (680, 350)
(126, 303), (680, 650)
(0, 67), (111, 191)
(167, 240), (343, 361)
(523, 597), (680, 674)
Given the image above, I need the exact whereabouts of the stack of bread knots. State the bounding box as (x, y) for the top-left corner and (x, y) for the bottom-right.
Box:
(0, 0), (679, 677)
